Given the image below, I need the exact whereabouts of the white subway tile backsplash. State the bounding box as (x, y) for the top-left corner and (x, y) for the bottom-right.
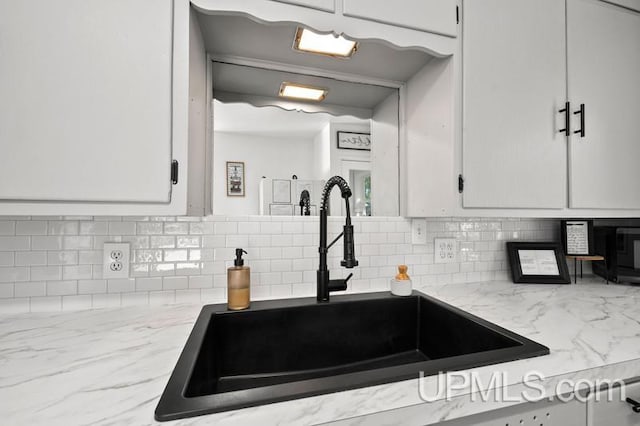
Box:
(0, 283), (14, 298)
(48, 221), (79, 235)
(164, 250), (188, 262)
(0, 297), (29, 313)
(164, 222), (189, 235)
(0, 267), (29, 282)
(107, 279), (135, 293)
(163, 276), (188, 290)
(0, 252), (14, 267)
(0, 221), (16, 235)
(108, 221), (136, 235)
(135, 277), (162, 292)
(0, 215), (560, 313)
(63, 236), (92, 250)
(260, 222), (282, 234)
(177, 236), (200, 248)
(188, 275), (212, 289)
(15, 252), (47, 266)
(0, 236), (31, 251)
(16, 221), (47, 235)
(189, 222), (214, 235)
(46, 280), (77, 296)
(78, 279), (106, 295)
(150, 236), (175, 249)
(79, 221), (108, 235)
(137, 222), (164, 235)
(62, 265), (93, 280)
(15, 282), (46, 297)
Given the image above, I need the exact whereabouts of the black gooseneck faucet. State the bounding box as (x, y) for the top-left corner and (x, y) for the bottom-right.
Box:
(299, 189), (311, 216)
(317, 176), (358, 302)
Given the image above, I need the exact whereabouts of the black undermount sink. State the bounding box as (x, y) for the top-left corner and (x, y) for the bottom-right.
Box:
(155, 291), (549, 421)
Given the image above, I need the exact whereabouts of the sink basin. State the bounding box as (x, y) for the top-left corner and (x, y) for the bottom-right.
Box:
(155, 291), (548, 421)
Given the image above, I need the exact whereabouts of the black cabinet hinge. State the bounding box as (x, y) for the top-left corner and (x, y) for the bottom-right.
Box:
(171, 160), (179, 185)
(456, 6), (459, 24)
(458, 174), (464, 193)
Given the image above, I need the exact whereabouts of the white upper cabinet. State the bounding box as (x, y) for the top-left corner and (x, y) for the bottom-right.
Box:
(461, 0), (640, 215)
(462, 0), (567, 209)
(343, 0), (458, 37)
(0, 0), (200, 215)
(567, 0), (640, 209)
(602, 0), (640, 12)
(270, 0), (335, 13)
(192, 0), (457, 54)
(0, 0), (171, 203)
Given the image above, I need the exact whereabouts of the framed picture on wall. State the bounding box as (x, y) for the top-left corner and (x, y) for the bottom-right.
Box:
(337, 131), (371, 151)
(226, 161), (245, 197)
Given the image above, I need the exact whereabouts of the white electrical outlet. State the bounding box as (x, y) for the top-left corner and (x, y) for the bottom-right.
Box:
(103, 242), (130, 279)
(434, 238), (457, 263)
(411, 219), (427, 245)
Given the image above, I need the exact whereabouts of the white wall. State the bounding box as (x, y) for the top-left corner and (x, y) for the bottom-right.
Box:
(213, 132), (315, 215)
(312, 124), (331, 181)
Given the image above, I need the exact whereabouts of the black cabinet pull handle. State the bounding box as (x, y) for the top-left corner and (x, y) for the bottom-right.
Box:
(558, 101), (570, 136)
(626, 397), (640, 413)
(573, 103), (585, 137)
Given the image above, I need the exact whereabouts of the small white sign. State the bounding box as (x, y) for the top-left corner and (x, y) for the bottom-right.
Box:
(566, 220), (589, 255)
(517, 249), (559, 276)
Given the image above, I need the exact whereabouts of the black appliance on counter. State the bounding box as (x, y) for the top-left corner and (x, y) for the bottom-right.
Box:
(593, 226), (640, 284)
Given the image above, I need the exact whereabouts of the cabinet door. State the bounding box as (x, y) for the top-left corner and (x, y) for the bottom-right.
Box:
(588, 378), (640, 426)
(567, 0), (640, 209)
(0, 0), (173, 203)
(462, 0), (567, 209)
(343, 0), (457, 37)
(269, 0), (335, 13)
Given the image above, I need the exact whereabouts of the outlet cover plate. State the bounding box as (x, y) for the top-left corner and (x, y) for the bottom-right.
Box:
(434, 238), (457, 264)
(411, 219), (427, 245)
(103, 242), (130, 279)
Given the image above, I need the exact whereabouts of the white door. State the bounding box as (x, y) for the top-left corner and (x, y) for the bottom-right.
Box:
(567, 0), (640, 209)
(0, 0), (174, 203)
(462, 0), (567, 209)
(341, 160), (371, 216)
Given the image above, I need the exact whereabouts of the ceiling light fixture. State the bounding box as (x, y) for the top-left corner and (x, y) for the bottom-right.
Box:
(293, 27), (358, 58)
(279, 82), (328, 102)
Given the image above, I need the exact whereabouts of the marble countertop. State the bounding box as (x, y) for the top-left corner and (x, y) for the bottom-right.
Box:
(2, 281), (640, 425)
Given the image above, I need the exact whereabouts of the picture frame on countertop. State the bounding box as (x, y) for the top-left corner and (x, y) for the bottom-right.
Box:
(226, 161), (245, 197)
(269, 204), (293, 216)
(560, 219), (594, 256)
(506, 241), (571, 284)
(272, 179), (291, 204)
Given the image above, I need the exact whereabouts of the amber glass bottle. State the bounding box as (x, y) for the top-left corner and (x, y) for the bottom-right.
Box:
(227, 248), (250, 310)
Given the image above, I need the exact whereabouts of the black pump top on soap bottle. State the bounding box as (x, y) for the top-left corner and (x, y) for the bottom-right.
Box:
(234, 248), (247, 266)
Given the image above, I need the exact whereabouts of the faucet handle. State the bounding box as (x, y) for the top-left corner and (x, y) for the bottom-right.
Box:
(328, 273), (352, 292)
